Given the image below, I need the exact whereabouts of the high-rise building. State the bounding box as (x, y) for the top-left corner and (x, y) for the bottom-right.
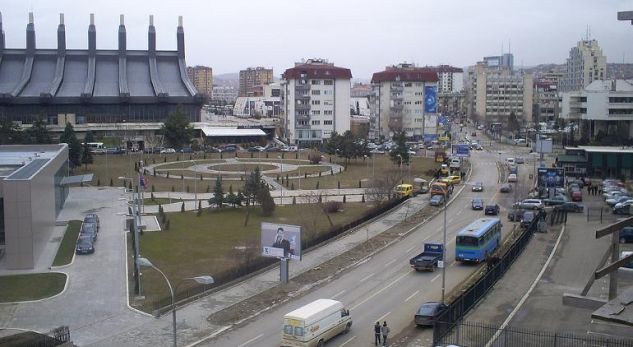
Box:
(280, 59), (352, 146)
(239, 67), (274, 97)
(369, 63), (439, 140)
(483, 53), (514, 70)
(187, 65), (213, 97)
(428, 65), (465, 115)
(534, 71), (563, 124)
(560, 39), (607, 92)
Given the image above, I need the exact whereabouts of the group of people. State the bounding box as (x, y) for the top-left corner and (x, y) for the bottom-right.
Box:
(373, 321), (390, 346)
(585, 181), (601, 196)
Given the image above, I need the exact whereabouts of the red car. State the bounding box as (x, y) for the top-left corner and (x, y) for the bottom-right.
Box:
(571, 190), (582, 202)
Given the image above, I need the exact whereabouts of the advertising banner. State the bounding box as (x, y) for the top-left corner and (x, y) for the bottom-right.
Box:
(261, 222), (302, 260)
(424, 86), (437, 114)
(537, 168), (565, 188)
(456, 144), (470, 157)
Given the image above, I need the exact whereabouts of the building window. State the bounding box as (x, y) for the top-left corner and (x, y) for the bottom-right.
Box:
(324, 80), (333, 85)
(404, 83), (412, 87)
(311, 80), (321, 85)
(323, 90), (332, 96)
(324, 110), (333, 115)
(324, 120), (333, 125)
(311, 100), (321, 105)
(311, 110), (321, 115)
(311, 90), (321, 95)
(312, 120), (320, 125)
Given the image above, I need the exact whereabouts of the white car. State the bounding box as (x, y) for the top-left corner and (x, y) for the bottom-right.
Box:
(619, 251), (633, 271)
(521, 199), (544, 209)
(615, 200), (633, 210)
(160, 148), (176, 154)
(508, 173), (517, 182)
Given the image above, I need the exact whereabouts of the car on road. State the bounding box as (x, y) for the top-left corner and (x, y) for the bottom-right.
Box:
(247, 146), (265, 152)
(440, 175), (461, 185)
(415, 302), (448, 327)
(430, 194), (445, 206)
(264, 146), (282, 152)
(508, 208), (526, 222)
(75, 235), (95, 255)
(179, 147), (193, 153)
(507, 173), (517, 183)
(80, 223), (98, 242)
(485, 204), (500, 215)
(83, 214), (100, 232)
(160, 148), (176, 154)
(620, 227), (633, 243)
(500, 183), (512, 193)
(475, 143), (483, 151)
(515, 157), (525, 164)
(471, 198), (484, 210)
(472, 182), (483, 192)
(520, 211), (537, 228)
(520, 199), (544, 210)
(557, 202), (584, 213)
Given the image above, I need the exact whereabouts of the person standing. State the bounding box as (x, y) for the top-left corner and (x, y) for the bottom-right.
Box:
(374, 321), (381, 346)
(381, 321), (390, 346)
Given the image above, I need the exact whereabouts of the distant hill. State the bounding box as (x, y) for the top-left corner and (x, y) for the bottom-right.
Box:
(214, 72), (238, 87)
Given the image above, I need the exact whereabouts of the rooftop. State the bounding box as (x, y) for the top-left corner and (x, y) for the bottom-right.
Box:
(371, 65), (438, 84)
(575, 146), (633, 154)
(0, 144), (66, 179)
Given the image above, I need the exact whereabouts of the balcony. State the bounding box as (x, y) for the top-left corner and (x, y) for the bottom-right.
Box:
(295, 84), (310, 92)
(295, 103), (311, 111)
(391, 103), (404, 112)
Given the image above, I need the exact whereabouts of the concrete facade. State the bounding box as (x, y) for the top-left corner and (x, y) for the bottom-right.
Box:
(239, 67), (274, 97)
(0, 144), (68, 269)
(187, 65), (213, 97)
(560, 39), (607, 92)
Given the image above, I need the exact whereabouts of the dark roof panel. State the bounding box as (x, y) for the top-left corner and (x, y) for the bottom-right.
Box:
(8, 159), (48, 179)
(94, 55), (119, 97)
(283, 63), (352, 80)
(57, 56), (87, 97)
(157, 56), (189, 96)
(371, 68), (439, 84)
(127, 56), (154, 97)
(21, 55), (57, 96)
(0, 55), (24, 94)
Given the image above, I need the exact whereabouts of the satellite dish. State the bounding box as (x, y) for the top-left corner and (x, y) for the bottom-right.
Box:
(389, 131), (394, 137)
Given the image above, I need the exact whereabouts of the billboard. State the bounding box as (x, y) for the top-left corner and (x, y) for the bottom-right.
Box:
(456, 144), (470, 157)
(537, 168), (565, 188)
(535, 138), (553, 153)
(424, 86), (437, 114)
(261, 222), (302, 260)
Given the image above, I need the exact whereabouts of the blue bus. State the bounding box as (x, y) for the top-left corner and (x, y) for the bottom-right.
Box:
(455, 218), (502, 263)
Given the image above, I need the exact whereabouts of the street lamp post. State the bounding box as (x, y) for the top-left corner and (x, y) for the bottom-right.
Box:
(120, 176), (142, 296)
(397, 154), (403, 181)
(278, 156), (283, 205)
(137, 257), (213, 347)
(441, 187), (448, 304)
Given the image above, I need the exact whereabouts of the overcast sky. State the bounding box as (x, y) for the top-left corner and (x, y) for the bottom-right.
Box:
(2, 0), (632, 79)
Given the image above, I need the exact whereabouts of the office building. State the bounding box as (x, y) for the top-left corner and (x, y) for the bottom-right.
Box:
(430, 65), (464, 115)
(233, 83), (281, 118)
(239, 67), (273, 97)
(370, 63), (439, 140)
(280, 59), (352, 146)
(534, 72), (563, 124)
(187, 65), (213, 97)
(211, 86), (238, 103)
(560, 39), (607, 92)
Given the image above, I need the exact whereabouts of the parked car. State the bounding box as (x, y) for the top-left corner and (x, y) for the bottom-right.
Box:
(75, 235), (95, 255)
(507, 173), (517, 183)
(520, 199), (544, 210)
(606, 196), (631, 207)
(619, 251), (633, 270)
(160, 148), (176, 154)
(248, 146), (265, 152)
(472, 198), (484, 210)
(83, 214), (100, 232)
(514, 139), (527, 145)
(80, 223), (98, 242)
(485, 204), (500, 215)
(179, 147), (193, 153)
(614, 202), (633, 215)
(571, 190), (583, 202)
(475, 143), (483, 151)
(620, 227), (633, 243)
(614, 200), (633, 210)
(521, 211), (537, 228)
(508, 208), (526, 222)
(264, 146), (282, 152)
(430, 195), (445, 206)
(515, 157), (525, 164)
(544, 195), (569, 206)
(415, 302), (448, 327)
(204, 146), (222, 153)
(500, 183), (512, 193)
(472, 182), (484, 192)
(557, 202), (584, 213)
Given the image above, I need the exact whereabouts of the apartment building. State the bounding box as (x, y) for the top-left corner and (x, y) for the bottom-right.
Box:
(560, 39), (607, 92)
(280, 59), (352, 146)
(370, 63), (439, 140)
(534, 71), (563, 124)
(561, 79), (633, 142)
(233, 83), (281, 118)
(431, 65), (465, 115)
(187, 65), (214, 97)
(211, 86), (238, 103)
(239, 67), (274, 97)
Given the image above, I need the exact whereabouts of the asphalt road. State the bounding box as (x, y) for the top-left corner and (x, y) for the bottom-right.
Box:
(202, 142), (535, 347)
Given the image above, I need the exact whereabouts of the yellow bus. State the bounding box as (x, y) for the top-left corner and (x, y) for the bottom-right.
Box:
(395, 184), (414, 198)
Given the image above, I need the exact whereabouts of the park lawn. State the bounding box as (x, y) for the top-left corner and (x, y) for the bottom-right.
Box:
(0, 273), (67, 302)
(52, 220), (82, 267)
(152, 159), (223, 170)
(143, 198), (178, 206)
(133, 202), (373, 310)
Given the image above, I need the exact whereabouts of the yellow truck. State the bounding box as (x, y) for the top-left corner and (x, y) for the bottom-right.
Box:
(395, 184), (414, 198)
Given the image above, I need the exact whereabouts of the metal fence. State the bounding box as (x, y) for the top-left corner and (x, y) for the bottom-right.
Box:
(587, 205), (617, 223)
(433, 212), (542, 343)
(436, 320), (633, 347)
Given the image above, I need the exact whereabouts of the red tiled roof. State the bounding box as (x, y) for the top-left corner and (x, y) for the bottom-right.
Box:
(371, 68), (438, 83)
(283, 64), (352, 80)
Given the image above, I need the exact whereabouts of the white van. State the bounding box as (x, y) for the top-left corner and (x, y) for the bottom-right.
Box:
(449, 157), (461, 170)
(281, 299), (352, 347)
(506, 158), (516, 166)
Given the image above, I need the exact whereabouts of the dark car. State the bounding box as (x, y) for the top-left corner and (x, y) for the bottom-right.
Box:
(75, 235), (95, 255)
(515, 157), (525, 164)
(430, 194), (445, 206)
(80, 223), (98, 242)
(544, 195), (569, 206)
(179, 147), (194, 153)
(472, 182), (483, 192)
(471, 198), (484, 210)
(83, 214), (100, 232)
(485, 204), (500, 215)
(415, 302), (448, 327)
(500, 184), (512, 193)
(520, 211), (536, 228)
(620, 227), (633, 243)
(558, 202), (584, 213)
(264, 146), (282, 152)
(204, 146), (222, 153)
(507, 208), (526, 221)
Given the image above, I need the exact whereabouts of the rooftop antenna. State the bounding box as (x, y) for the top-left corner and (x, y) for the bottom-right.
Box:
(508, 39), (511, 54)
(585, 25), (589, 41)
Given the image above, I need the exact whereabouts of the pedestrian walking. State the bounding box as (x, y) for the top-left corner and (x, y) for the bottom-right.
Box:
(374, 321), (382, 346)
(381, 321), (390, 346)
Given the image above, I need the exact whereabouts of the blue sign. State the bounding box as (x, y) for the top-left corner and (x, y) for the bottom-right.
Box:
(537, 168), (564, 188)
(456, 144), (470, 157)
(424, 86), (437, 114)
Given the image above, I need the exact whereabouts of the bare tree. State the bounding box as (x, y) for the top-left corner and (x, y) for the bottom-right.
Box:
(366, 169), (405, 204)
(144, 133), (163, 151)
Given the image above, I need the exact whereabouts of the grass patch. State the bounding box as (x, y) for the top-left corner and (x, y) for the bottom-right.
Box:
(0, 273), (67, 302)
(52, 220), (82, 267)
(143, 198), (180, 206)
(211, 163), (278, 172)
(153, 159), (223, 170)
(132, 202), (373, 311)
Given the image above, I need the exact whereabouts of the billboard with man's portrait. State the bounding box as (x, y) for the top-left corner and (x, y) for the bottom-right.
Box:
(261, 222), (302, 260)
(537, 168), (565, 188)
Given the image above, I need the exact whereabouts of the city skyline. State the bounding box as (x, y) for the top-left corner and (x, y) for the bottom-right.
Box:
(1, 0), (631, 79)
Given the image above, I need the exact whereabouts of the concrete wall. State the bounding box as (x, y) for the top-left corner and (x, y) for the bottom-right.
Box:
(334, 78), (351, 135)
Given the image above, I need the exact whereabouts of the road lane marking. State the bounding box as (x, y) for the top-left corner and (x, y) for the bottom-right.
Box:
(351, 270), (413, 310)
(237, 333), (263, 347)
(431, 274), (441, 282)
(406, 246), (416, 253)
(332, 289), (346, 299)
(405, 290), (420, 302)
(384, 259), (396, 267)
(360, 273), (375, 282)
(339, 335), (356, 346)
(377, 311), (391, 322)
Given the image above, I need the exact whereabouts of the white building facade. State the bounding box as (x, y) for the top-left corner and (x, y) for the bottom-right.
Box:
(281, 59), (351, 146)
(560, 39), (607, 92)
